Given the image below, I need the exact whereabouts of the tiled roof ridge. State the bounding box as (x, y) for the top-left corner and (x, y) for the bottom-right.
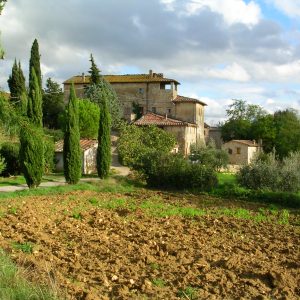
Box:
(134, 112), (197, 127)
(173, 95), (207, 106)
(231, 140), (260, 146)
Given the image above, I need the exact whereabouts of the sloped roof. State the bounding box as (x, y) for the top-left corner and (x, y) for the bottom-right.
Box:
(226, 140), (260, 147)
(64, 74), (180, 85)
(172, 95), (207, 106)
(134, 112), (197, 127)
(55, 139), (98, 152)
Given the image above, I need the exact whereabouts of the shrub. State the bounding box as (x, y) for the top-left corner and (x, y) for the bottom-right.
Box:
(0, 155), (6, 174)
(19, 125), (44, 188)
(43, 136), (55, 174)
(0, 142), (21, 176)
(142, 153), (218, 191)
(237, 152), (300, 192)
(118, 124), (176, 169)
(189, 140), (229, 171)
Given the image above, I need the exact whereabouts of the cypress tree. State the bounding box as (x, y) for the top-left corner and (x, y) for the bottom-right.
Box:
(7, 59), (27, 113)
(97, 94), (111, 179)
(27, 68), (43, 127)
(29, 39), (42, 90)
(63, 83), (81, 184)
(88, 54), (101, 85)
(19, 124), (44, 188)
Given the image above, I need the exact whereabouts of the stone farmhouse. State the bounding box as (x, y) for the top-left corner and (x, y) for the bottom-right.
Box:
(223, 140), (262, 165)
(63, 70), (206, 154)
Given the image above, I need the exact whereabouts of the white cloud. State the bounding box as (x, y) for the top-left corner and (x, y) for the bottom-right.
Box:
(184, 0), (261, 26)
(206, 63), (251, 82)
(269, 0), (300, 18)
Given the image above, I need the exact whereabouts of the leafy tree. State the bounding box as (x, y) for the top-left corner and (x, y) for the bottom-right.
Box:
(27, 68), (43, 127)
(85, 57), (122, 129)
(273, 109), (300, 159)
(97, 94), (111, 179)
(43, 77), (65, 129)
(19, 124), (44, 188)
(189, 140), (229, 171)
(0, 0), (7, 14)
(0, 142), (21, 176)
(221, 99), (266, 142)
(0, 154), (6, 174)
(88, 54), (100, 85)
(29, 39), (42, 90)
(7, 59), (27, 113)
(63, 83), (81, 184)
(118, 124), (176, 170)
(78, 99), (100, 138)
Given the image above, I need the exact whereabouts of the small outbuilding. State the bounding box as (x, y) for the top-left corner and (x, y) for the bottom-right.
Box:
(55, 139), (98, 175)
(223, 140), (262, 165)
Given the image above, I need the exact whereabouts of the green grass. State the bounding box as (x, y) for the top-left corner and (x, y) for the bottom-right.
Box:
(217, 173), (237, 185)
(12, 242), (34, 254)
(178, 286), (198, 299)
(0, 249), (60, 300)
(152, 278), (166, 288)
(0, 176), (27, 187)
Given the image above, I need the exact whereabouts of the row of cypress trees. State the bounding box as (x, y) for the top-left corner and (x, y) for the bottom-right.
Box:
(9, 40), (111, 187)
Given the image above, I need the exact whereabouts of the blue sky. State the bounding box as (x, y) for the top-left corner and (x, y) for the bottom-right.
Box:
(1, 0), (300, 124)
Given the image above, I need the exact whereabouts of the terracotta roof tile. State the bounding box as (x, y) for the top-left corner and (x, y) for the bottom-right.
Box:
(64, 74), (180, 84)
(55, 139), (98, 152)
(134, 112), (196, 127)
(172, 95), (207, 106)
(229, 140), (260, 147)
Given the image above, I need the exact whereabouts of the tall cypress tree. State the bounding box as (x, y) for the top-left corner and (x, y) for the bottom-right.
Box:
(19, 124), (44, 188)
(7, 59), (27, 113)
(27, 68), (43, 127)
(63, 83), (81, 184)
(88, 54), (101, 85)
(97, 94), (111, 179)
(29, 39), (42, 90)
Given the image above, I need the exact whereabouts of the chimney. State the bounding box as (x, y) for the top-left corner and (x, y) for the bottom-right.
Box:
(82, 72), (85, 82)
(165, 113), (168, 120)
(149, 69), (153, 77)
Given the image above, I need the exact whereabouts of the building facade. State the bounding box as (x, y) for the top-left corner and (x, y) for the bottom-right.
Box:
(63, 70), (206, 154)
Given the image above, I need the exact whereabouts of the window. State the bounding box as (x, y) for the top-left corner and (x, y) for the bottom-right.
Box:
(167, 108), (171, 115)
(160, 83), (165, 90)
(138, 88), (144, 94)
(152, 107), (156, 113)
(228, 148), (232, 155)
(236, 147), (241, 154)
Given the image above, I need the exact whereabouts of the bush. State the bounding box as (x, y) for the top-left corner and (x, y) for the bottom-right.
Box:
(237, 152), (300, 192)
(0, 155), (6, 174)
(0, 142), (21, 176)
(118, 124), (176, 169)
(141, 153), (218, 191)
(19, 125), (44, 188)
(189, 140), (229, 171)
(43, 136), (55, 174)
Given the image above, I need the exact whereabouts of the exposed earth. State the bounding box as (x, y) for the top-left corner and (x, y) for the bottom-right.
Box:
(0, 188), (299, 299)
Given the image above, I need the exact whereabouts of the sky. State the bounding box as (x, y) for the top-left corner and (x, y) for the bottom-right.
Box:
(1, 0), (300, 124)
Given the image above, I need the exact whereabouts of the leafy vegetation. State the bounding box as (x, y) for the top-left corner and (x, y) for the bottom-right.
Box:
(63, 84), (81, 184)
(0, 249), (59, 300)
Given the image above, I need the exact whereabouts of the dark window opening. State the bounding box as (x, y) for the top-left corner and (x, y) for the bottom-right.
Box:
(228, 148), (232, 155)
(152, 107), (156, 113)
(236, 147), (241, 154)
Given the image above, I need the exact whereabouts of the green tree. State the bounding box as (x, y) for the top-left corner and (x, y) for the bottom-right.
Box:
(97, 95), (111, 179)
(7, 59), (27, 113)
(27, 68), (43, 127)
(43, 77), (65, 129)
(273, 109), (300, 159)
(0, 0), (7, 14)
(63, 83), (81, 184)
(118, 124), (176, 170)
(88, 54), (100, 85)
(78, 99), (100, 138)
(19, 124), (44, 188)
(85, 57), (122, 129)
(29, 39), (42, 90)
(221, 99), (266, 142)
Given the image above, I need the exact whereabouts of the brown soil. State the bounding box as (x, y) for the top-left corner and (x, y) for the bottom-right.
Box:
(0, 190), (299, 300)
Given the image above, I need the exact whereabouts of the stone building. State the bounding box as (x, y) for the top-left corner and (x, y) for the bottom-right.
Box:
(55, 139), (98, 174)
(204, 123), (223, 149)
(223, 140), (262, 165)
(63, 70), (206, 154)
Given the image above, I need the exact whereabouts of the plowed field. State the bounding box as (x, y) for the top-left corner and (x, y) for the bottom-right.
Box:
(0, 188), (299, 299)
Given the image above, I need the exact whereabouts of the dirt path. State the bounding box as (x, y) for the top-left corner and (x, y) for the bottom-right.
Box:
(0, 190), (299, 299)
